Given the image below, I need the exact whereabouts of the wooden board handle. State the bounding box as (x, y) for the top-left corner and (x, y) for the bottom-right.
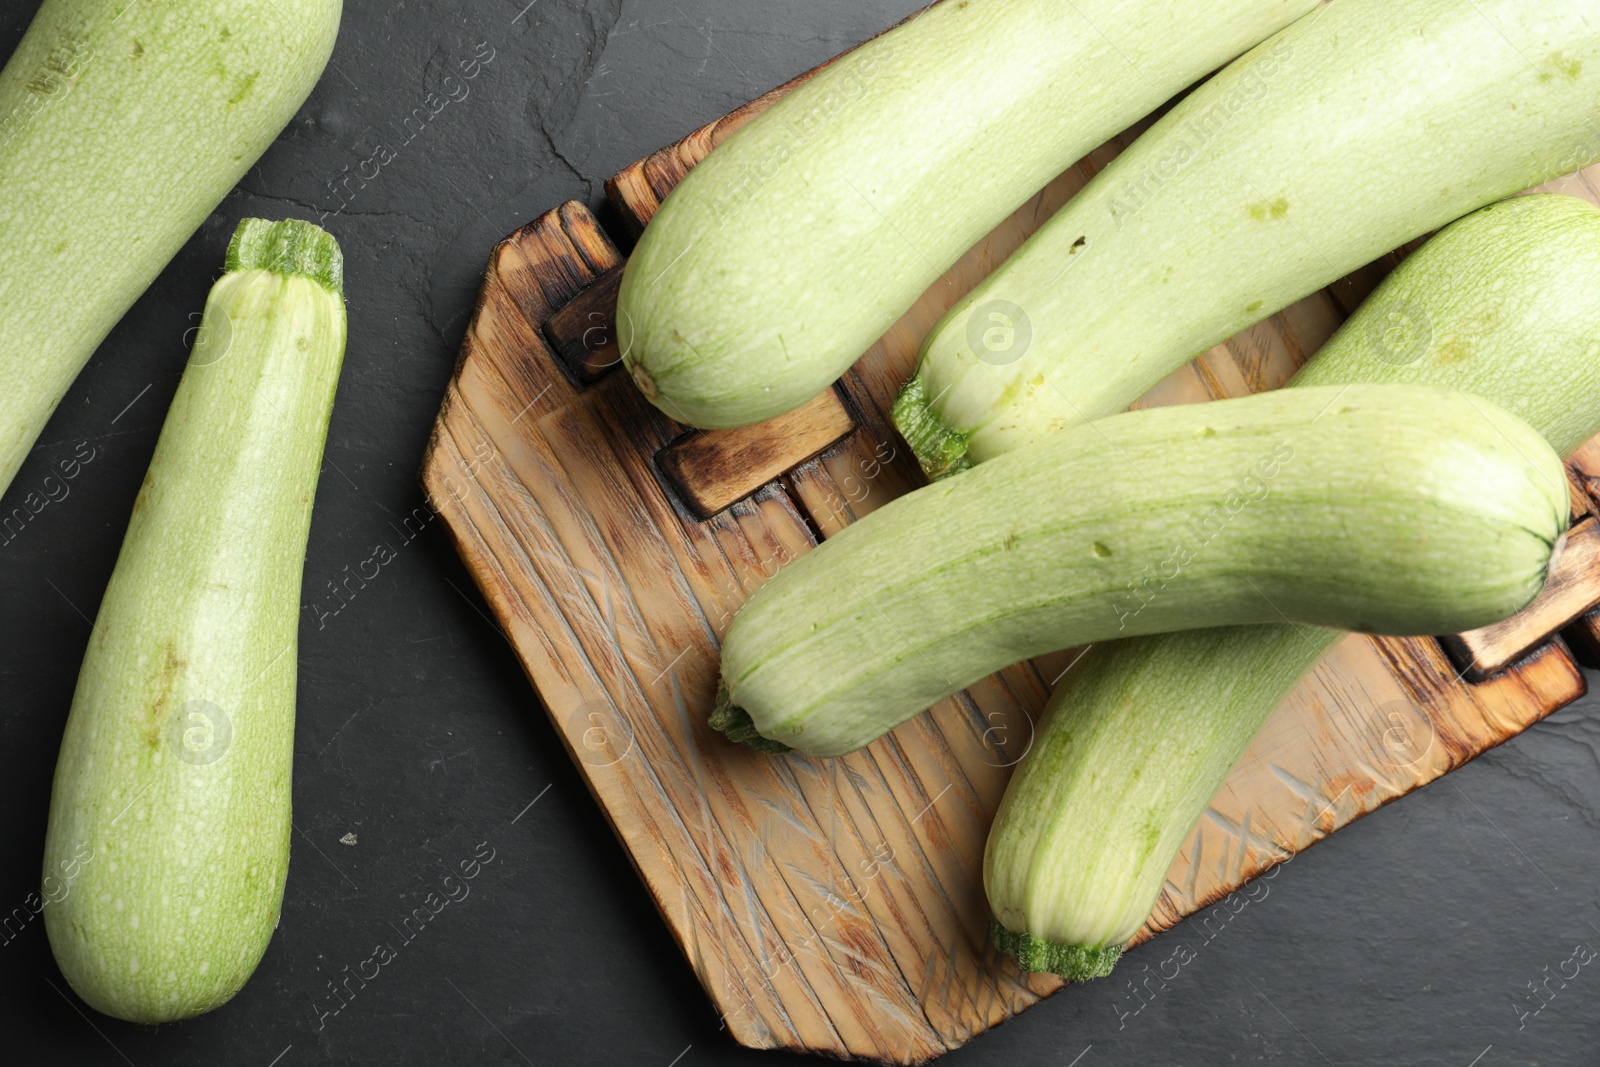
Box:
(657, 390), (857, 518)
(542, 266), (625, 384)
(1442, 517), (1600, 680)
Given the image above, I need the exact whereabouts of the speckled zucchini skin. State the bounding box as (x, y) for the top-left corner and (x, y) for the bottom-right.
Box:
(900, 0), (1600, 475)
(719, 383), (1568, 759)
(42, 220), (346, 1022)
(0, 0), (341, 494)
(617, 0), (1318, 429)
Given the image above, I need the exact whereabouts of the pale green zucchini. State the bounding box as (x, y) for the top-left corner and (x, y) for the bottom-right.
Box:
(42, 219), (346, 1022)
(715, 383), (1567, 759)
(987, 192), (1600, 981)
(896, 0), (1600, 476)
(0, 0), (340, 495)
(616, 0), (1318, 429)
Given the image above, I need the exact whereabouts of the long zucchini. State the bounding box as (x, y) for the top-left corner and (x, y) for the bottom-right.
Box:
(715, 383), (1567, 758)
(986, 192), (1600, 980)
(41, 219), (347, 1022)
(0, 0), (340, 496)
(616, 0), (1318, 429)
(895, 0), (1600, 476)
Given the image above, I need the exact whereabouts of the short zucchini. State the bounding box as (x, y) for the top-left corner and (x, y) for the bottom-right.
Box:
(42, 219), (347, 1022)
(617, 0), (1318, 429)
(896, 0), (1600, 476)
(715, 383), (1567, 759)
(986, 192), (1600, 980)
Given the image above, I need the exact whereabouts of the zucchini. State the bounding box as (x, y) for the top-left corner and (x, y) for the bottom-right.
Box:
(715, 383), (1567, 759)
(41, 219), (347, 1022)
(616, 0), (1319, 429)
(895, 0), (1600, 477)
(0, 0), (340, 495)
(987, 192), (1600, 980)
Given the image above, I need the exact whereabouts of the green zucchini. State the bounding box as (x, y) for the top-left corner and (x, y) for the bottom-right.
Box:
(616, 0), (1319, 429)
(0, 0), (340, 496)
(41, 219), (346, 1022)
(895, 0), (1600, 477)
(987, 192), (1600, 981)
(715, 383), (1567, 759)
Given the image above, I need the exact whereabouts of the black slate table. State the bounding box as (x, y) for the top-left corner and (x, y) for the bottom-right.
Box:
(4, 2), (1599, 1065)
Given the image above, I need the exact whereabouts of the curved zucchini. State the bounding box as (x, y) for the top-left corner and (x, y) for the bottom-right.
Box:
(716, 383), (1567, 759)
(616, 0), (1318, 429)
(0, 0), (341, 495)
(987, 192), (1600, 980)
(41, 219), (347, 1022)
(896, 0), (1600, 476)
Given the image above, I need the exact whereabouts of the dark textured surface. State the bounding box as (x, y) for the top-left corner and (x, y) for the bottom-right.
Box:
(3, 2), (1599, 1064)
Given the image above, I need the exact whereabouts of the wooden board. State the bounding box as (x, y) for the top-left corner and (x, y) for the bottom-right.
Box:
(420, 37), (1600, 1066)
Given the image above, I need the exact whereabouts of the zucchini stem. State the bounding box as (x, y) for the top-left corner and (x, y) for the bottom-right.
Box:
(892, 375), (971, 480)
(991, 918), (1122, 981)
(226, 217), (344, 294)
(710, 685), (792, 754)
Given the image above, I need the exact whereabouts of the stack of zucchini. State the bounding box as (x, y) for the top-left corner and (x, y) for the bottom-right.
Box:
(618, 0), (1600, 981)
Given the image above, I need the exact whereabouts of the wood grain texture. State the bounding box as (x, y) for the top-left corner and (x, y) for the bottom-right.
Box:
(422, 32), (1600, 1065)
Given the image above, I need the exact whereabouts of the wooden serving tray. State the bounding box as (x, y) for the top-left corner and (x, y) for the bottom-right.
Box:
(420, 28), (1600, 1064)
